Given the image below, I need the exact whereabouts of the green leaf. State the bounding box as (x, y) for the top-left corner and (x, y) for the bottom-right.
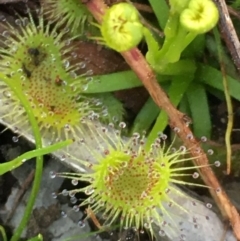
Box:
(131, 97), (160, 134)
(86, 71), (170, 93)
(148, 0), (169, 29)
(179, 94), (191, 116)
(197, 64), (240, 101)
(0, 140), (72, 175)
(186, 83), (211, 138)
(27, 234), (43, 241)
(0, 226), (7, 241)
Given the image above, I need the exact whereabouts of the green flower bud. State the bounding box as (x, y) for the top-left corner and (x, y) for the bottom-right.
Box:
(100, 3), (143, 52)
(180, 0), (219, 34)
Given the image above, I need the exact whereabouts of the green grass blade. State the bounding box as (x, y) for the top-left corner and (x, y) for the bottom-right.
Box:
(0, 140), (72, 175)
(186, 83), (211, 138)
(85, 71), (170, 93)
(131, 97), (160, 134)
(148, 0), (169, 29)
(197, 64), (240, 101)
(27, 234), (43, 241)
(0, 226), (7, 241)
(179, 95), (190, 116)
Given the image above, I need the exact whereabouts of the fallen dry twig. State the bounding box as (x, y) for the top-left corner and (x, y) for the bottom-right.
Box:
(214, 0), (240, 73)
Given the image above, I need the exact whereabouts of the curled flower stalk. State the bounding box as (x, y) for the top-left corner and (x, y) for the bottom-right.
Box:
(156, 0), (219, 64)
(52, 123), (214, 238)
(0, 12), (107, 143)
(180, 0), (219, 34)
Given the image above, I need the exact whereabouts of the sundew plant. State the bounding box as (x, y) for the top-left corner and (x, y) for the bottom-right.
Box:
(0, 10), (114, 144)
(1, 0), (240, 241)
(52, 122), (220, 240)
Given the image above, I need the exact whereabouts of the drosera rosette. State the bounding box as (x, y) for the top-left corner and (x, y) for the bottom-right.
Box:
(50, 122), (221, 240)
(0, 10), (109, 144)
(41, 0), (91, 36)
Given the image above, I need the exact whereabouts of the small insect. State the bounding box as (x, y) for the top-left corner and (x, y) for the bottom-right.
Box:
(28, 48), (40, 57)
(50, 105), (56, 112)
(55, 75), (63, 86)
(28, 47), (41, 66)
(22, 63), (31, 78)
(182, 114), (192, 126)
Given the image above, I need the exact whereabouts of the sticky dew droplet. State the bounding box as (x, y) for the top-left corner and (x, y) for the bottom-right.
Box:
(71, 179), (78, 186)
(160, 133), (167, 140)
(207, 149), (214, 155)
(81, 84), (88, 91)
(201, 136), (207, 142)
(12, 136), (19, 143)
(61, 211), (67, 218)
(206, 203), (212, 209)
(179, 145), (186, 152)
(69, 191), (76, 198)
(51, 192), (57, 199)
(78, 220), (85, 228)
(73, 205), (79, 212)
(70, 196), (77, 204)
(214, 160), (221, 167)
(60, 155), (66, 161)
(62, 189), (69, 196)
(192, 172), (199, 179)
(84, 187), (94, 195)
(173, 127), (180, 133)
(49, 171), (56, 179)
(15, 19), (22, 26)
(159, 230), (165, 237)
(143, 223), (150, 229)
(3, 90), (11, 98)
(86, 69), (93, 75)
(2, 30), (10, 37)
(119, 122), (126, 129)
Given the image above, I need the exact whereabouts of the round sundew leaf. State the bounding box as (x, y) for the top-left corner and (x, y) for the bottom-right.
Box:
(0, 13), (105, 142)
(54, 123), (216, 238)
